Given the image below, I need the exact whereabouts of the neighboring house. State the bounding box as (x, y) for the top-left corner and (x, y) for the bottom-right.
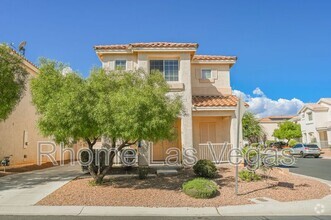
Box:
(0, 51), (73, 165)
(297, 98), (331, 148)
(259, 116), (295, 141)
(94, 42), (245, 164)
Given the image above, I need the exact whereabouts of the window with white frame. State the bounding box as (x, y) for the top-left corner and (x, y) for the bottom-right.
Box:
(150, 60), (179, 81)
(115, 60), (126, 70)
(307, 112), (313, 121)
(201, 69), (212, 79)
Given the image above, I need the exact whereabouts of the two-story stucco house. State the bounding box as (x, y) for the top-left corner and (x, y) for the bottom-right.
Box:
(297, 98), (331, 148)
(259, 115), (295, 141)
(94, 42), (244, 164)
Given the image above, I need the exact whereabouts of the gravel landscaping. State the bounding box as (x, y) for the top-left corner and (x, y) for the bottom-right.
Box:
(37, 165), (330, 207)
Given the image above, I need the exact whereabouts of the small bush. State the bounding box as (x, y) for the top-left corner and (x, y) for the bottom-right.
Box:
(266, 140), (274, 147)
(138, 166), (149, 179)
(88, 179), (109, 186)
(251, 143), (260, 148)
(239, 170), (261, 182)
(193, 159), (217, 178)
(182, 178), (218, 199)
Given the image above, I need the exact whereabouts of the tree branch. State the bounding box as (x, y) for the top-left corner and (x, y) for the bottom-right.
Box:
(91, 137), (99, 146)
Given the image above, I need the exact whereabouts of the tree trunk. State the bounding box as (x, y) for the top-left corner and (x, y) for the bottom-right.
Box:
(85, 138), (131, 184)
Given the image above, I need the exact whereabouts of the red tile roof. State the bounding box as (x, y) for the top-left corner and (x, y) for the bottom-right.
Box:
(192, 95), (242, 107)
(94, 42), (199, 50)
(130, 42), (198, 48)
(259, 115), (295, 123)
(9, 47), (38, 69)
(94, 44), (128, 50)
(193, 55), (237, 61)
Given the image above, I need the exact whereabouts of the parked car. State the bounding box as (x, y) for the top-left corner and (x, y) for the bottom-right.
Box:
(292, 143), (321, 158)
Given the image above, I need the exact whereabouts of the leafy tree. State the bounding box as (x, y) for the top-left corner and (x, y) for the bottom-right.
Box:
(288, 139), (297, 147)
(30, 59), (183, 184)
(0, 44), (28, 121)
(242, 112), (264, 144)
(273, 121), (302, 144)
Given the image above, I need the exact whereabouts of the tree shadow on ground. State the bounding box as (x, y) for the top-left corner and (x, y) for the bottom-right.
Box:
(237, 184), (278, 196)
(96, 166), (233, 191)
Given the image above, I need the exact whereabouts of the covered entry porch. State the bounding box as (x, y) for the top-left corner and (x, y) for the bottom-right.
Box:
(192, 113), (236, 163)
(192, 95), (243, 163)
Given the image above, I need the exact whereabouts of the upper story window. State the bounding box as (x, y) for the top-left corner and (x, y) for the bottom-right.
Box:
(307, 112), (313, 121)
(150, 60), (179, 81)
(201, 69), (212, 79)
(115, 60), (126, 70)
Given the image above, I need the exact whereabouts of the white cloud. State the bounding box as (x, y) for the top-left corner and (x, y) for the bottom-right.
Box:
(61, 67), (73, 76)
(233, 88), (304, 118)
(252, 87), (264, 96)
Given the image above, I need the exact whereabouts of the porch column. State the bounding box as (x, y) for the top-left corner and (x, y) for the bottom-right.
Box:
(327, 126), (331, 146)
(230, 113), (237, 148)
(180, 53), (193, 163)
(230, 112), (243, 149)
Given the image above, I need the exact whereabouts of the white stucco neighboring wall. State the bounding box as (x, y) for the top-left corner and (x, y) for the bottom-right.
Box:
(297, 98), (331, 147)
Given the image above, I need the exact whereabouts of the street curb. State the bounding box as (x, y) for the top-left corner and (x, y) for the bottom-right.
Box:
(217, 172), (331, 216)
(290, 172), (331, 188)
(0, 206), (221, 217)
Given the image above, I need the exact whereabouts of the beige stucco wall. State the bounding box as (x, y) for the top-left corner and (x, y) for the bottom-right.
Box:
(101, 54), (137, 70)
(191, 64), (232, 96)
(100, 52), (194, 153)
(0, 73), (72, 165)
(259, 122), (279, 141)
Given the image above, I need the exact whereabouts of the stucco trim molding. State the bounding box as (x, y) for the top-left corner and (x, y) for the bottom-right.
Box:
(168, 83), (185, 92)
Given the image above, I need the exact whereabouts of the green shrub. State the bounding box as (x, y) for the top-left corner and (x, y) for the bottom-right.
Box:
(251, 143), (260, 147)
(138, 166), (149, 179)
(266, 140), (274, 147)
(288, 139), (297, 147)
(182, 178), (218, 199)
(239, 169), (261, 182)
(193, 159), (217, 178)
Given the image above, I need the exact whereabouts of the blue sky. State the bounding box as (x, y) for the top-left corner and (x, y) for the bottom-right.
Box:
(1, 0), (330, 107)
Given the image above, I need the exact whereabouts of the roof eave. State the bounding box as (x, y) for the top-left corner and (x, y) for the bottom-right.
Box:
(131, 47), (197, 53)
(191, 60), (237, 65)
(22, 60), (39, 75)
(192, 106), (237, 111)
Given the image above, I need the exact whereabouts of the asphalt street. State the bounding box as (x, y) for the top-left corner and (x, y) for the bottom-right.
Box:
(289, 157), (331, 181)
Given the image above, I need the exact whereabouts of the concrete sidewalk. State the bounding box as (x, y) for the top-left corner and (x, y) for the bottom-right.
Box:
(0, 196), (330, 217)
(0, 163), (81, 206)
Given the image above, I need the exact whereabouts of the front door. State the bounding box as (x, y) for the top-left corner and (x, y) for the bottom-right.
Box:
(151, 120), (181, 162)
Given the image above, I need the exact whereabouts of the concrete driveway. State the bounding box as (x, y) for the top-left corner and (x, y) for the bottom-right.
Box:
(289, 157), (331, 181)
(0, 163), (81, 206)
